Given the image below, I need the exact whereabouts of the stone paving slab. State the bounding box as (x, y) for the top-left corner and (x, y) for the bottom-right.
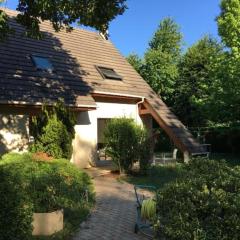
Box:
(73, 174), (148, 240)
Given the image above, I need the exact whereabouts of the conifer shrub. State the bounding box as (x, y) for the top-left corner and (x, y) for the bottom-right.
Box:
(30, 100), (76, 159)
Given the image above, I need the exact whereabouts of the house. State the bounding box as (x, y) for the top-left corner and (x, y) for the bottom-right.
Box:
(0, 8), (204, 167)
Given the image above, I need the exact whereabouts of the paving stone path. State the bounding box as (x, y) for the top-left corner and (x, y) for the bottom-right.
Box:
(73, 171), (147, 240)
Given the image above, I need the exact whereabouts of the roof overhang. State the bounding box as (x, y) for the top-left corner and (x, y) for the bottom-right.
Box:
(92, 91), (144, 104)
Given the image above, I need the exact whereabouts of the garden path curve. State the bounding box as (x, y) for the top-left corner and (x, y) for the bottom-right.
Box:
(73, 169), (147, 240)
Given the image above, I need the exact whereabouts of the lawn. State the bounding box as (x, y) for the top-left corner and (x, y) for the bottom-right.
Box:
(121, 164), (184, 189)
(122, 153), (240, 190)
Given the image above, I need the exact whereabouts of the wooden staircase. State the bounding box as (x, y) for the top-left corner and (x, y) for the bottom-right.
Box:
(139, 95), (205, 161)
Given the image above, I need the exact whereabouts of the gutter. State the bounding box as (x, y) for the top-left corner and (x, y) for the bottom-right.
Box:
(92, 91), (145, 100)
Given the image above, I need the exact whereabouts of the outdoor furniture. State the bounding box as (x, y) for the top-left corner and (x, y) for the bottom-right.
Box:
(191, 144), (211, 158)
(153, 148), (178, 165)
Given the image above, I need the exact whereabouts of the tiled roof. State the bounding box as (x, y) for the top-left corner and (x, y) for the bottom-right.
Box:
(0, 8), (203, 154)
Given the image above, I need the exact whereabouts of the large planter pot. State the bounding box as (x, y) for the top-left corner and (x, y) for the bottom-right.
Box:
(32, 209), (64, 236)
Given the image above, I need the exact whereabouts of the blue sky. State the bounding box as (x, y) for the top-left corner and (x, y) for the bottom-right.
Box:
(4, 0), (221, 56)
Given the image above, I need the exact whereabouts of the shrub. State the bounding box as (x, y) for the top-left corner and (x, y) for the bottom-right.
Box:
(30, 100), (76, 159)
(0, 163), (33, 240)
(104, 118), (139, 173)
(32, 115), (72, 159)
(137, 127), (152, 173)
(155, 158), (240, 240)
(0, 153), (94, 239)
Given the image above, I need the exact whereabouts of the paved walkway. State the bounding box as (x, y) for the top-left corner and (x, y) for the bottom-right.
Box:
(73, 170), (147, 240)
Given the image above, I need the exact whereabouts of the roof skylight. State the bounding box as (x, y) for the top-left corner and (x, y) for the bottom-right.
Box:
(97, 66), (122, 80)
(31, 55), (54, 73)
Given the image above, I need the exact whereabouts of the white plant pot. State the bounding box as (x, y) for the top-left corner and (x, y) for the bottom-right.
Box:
(32, 209), (64, 236)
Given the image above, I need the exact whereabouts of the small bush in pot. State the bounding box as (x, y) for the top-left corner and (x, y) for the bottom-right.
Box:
(155, 158), (240, 240)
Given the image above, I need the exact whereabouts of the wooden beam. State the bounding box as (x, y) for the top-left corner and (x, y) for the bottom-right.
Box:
(0, 103), (96, 115)
(142, 100), (188, 154)
(138, 105), (151, 115)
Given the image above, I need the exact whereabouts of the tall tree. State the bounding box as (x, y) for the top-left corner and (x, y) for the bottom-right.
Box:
(217, 0), (240, 53)
(126, 53), (143, 75)
(174, 36), (223, 127)
(149, 17), (182, 57)
(127, 18), (183, 105)
(212, 0), (240, 123)
(0, 0), (127, 39)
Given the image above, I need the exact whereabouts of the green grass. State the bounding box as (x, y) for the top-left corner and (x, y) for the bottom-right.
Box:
(122, 153), (240, 190)
(121, 164), (185, 189)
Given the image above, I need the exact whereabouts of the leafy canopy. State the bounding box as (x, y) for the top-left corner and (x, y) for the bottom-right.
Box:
(0, 0), (127, 39)
(174, 36), (223, 126)
(217, 0), (240, 54)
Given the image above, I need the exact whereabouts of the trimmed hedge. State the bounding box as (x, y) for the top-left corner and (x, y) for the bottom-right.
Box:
(156, 158), (240, 240)
(0, 166), (33, 240)
(0, 153), (94, 239)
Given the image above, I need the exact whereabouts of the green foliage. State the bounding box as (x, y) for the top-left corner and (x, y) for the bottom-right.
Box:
(0, 0), (126, 39)
(217, 0), (240, 53)
(174, 36), (223, 126)
(126, 53), (144, 74)
(127, 18), (182, 105)
(137, 127), (152, 173)
(0, 7), (13, 41)
(31, 101), (76, 159)
(149, 17), (182, 57)
(104, 118), (140, 173)
(208, 1), (240, 124)
(0, 153), (94, 239)
(0, 165), (33, 240)
(156, 158), (240, 240)
(104, 117), (152, 174)
(32, 115), (72, 159)
(205, 123), (240, 154)
(142, 49), (179, 102)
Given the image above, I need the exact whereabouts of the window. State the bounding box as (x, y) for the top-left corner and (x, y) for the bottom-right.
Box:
(97, 66), (122, 80)
(31, 55), (54, 72)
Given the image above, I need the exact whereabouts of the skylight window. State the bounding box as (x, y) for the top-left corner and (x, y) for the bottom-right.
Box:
(97, 66), (122, 80)
(31, 55), (54, 72)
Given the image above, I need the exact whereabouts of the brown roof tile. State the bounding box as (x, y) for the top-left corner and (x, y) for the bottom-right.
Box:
(0, 8), (203, 154)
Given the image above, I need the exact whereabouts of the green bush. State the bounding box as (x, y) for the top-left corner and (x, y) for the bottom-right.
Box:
(104, 118), (151, 174)
(137, 127), (152, 173)
(0, 164), (33, 240)
(156, 158), (240, 240)
(0, 153), (94, 239)
(30, 100), (76, 159)
(32, 115), (72, 159)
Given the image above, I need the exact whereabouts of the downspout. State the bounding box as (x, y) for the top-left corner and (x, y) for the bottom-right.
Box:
(136, 97), (145, 123)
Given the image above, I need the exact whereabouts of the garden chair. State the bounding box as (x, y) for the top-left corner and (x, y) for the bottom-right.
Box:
(153, 148), (178, 165)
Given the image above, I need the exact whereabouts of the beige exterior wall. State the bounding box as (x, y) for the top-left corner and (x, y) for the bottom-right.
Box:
(0, 114), (29, 155)
(71, 101), (152, 168)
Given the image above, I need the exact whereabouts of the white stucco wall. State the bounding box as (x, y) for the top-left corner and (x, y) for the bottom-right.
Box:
(72, 101), (145, 168)
(0, 114), (29, 155)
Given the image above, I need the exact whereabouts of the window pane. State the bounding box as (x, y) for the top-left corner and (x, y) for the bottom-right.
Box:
(97, 66), (122, 80)
(32, 56), (53, 72)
